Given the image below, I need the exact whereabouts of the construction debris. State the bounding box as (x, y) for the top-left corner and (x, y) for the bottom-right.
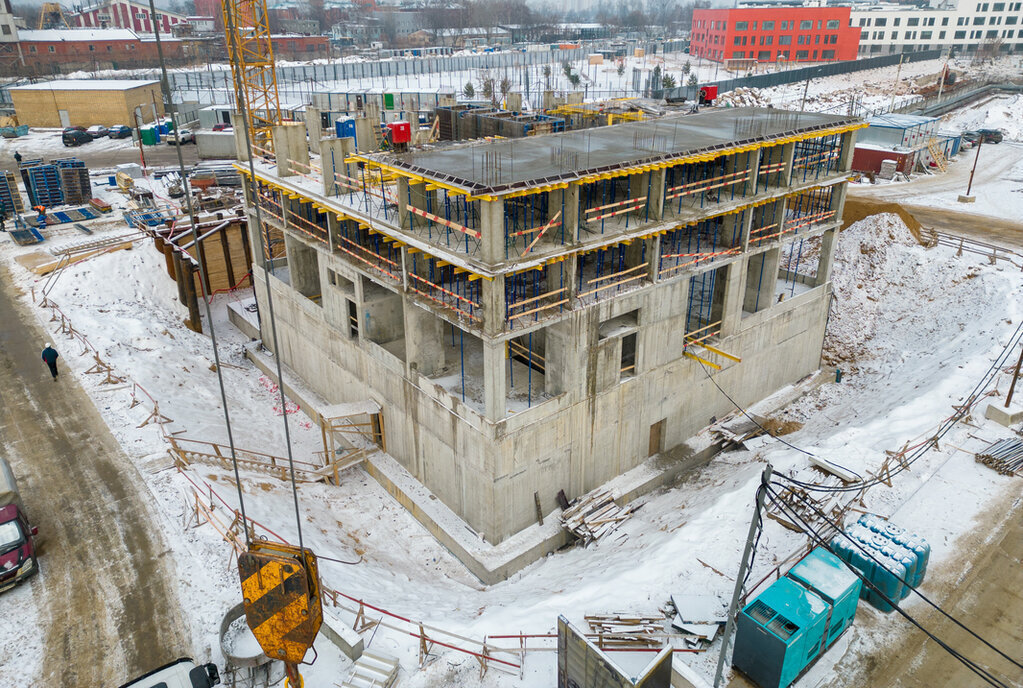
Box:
(975, 437), (1023, 476)
(669, 594), (726, 647)
(560, 489), (634, 545)
(585, 614), (665, 649)
(766, 482), (851, 535)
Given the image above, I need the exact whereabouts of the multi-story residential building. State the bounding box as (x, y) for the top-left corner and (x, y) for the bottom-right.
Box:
(850, 0), (1023, 55)
(235, 108), (863, 578)
(69, 0), (186, 33)
(691, 6), (861, 62)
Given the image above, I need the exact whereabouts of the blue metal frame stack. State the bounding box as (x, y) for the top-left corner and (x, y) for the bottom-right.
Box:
(27, 165), (64, 207)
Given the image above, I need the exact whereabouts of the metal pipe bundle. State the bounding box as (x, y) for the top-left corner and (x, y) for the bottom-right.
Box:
(975, 438), (1023, 476)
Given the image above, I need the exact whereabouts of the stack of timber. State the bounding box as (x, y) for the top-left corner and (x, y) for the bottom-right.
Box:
(766, 481), (848, 536)
(585, 614), (664, 649)
(709, 412), (767, 450)
(560, 489), (634, 545)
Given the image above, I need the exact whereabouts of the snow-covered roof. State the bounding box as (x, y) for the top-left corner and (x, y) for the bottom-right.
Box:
(18, 28), (139, 42)
(11, 79), (159, 92)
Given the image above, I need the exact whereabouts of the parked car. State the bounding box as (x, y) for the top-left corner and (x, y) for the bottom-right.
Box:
(166, 128), (196, 145)
(62, 130), (93, 147)
(119, 658), (220, 688)
(62, 125), (88, 135)
(86, 125), (109, 138)
(977, 128), (1003, 143)
(108, 124), (133, 139)
(0, 456), (39, 595)
(212, 123), (233, 132)
(961, 131), (980, 144)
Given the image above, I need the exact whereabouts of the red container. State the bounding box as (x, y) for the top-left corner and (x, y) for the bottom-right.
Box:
(699, 85), (719, 103)
(388, 121), (412, 144)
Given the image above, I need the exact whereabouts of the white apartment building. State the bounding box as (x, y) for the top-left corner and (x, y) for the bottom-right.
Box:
(850, 0), (1023, 55)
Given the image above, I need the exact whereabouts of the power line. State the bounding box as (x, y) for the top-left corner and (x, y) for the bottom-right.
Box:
(763, 486), (1013, 688)
(781, 486), (1023, 673)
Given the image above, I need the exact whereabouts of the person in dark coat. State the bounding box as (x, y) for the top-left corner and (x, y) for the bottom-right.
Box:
(41, 343), (59, 380)
(13, 151), (22, 165)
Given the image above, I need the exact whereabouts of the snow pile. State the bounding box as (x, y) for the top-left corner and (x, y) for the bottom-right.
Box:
(941, 94), (1023, 141)
(824, 212), (1003, 368)
(716, 86), (773, 108)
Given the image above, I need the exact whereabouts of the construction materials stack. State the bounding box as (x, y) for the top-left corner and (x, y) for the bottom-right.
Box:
(733, 547), (862, 688)
(831, 514), (930, 612)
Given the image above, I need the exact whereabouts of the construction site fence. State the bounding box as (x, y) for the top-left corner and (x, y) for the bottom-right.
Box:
(660, 49), (943, 103)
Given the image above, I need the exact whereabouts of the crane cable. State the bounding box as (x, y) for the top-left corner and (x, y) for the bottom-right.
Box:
(146, 0), (251, 543)
(222, 0), (306, 553)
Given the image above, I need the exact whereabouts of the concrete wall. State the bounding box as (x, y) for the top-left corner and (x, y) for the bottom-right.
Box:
(196, 131), (237, 159)
(254, 239), (832, 544)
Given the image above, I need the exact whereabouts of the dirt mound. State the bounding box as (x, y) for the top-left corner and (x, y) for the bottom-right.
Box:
(841, 198), (927, 245)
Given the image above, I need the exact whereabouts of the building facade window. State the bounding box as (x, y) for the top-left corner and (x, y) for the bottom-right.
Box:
(822, 49), (836, 58)
(826, 19), (840, 29)
(735, 21), (748, 30)
(762, 20), (775, 30)
(973, 16), (985, 24)
(796, 49), (809, 59)
(799, 19), (812, 29)
(907, 17), (919, 26)
(921, 30), (932, 38)
(779, 35), (792, 44)
(875, 18), (887, 26)
(758, 50), (771, 59)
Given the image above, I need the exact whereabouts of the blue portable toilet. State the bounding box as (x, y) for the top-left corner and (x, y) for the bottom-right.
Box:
(734, 548), (862, 688)
(335, 117), (357, 144)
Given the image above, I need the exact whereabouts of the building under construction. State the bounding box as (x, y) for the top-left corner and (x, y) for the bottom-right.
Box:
(238, 108), (863, 567)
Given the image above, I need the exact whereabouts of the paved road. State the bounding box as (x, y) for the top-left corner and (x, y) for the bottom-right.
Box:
(0, 137), (201, 178)
(0, 267), (189, 685)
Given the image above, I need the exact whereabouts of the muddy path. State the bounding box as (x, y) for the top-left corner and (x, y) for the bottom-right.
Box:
(0, 267), (189, 685)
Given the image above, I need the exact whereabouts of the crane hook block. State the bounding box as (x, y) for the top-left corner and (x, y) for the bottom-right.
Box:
(239, 542), (323, 665)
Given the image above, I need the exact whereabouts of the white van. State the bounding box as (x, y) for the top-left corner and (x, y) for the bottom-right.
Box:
(119, 658), (220, 688)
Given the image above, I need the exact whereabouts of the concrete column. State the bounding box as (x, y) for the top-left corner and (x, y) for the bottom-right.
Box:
(404, 299), (446, 377)
(482, 274), (506, 337)
(396, 177), (411, 231)
(563, 254), (580, 302)
(327, 213), (341, 252)
(304, 106), (323, 156)
(272, 123), (309, 178)
(743, 248), (780, 313)
(815, 229), (838, 287)
(831, 183), (848, 224)
(483, 339), (506, 422)
(564, 183), (580, 242)
(648, 168), (666, 221)
(354, 117), (376, 153)
(745, 148), (762, 196)
(479, 198), (506, 265)
(233, 114), (249, 162)
(838, 130), (858, 172)
(544, 316), (586, 398)
(649, 235), (662, 284)
(719, 258), (748, 338)
(740, 206), (755, 252)
(246, 206), (268, 269)
(781, 141), (797, 187)
(319, 136), (355, 197)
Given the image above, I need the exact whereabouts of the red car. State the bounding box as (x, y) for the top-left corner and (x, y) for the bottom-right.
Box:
(0, 457), (38, 594)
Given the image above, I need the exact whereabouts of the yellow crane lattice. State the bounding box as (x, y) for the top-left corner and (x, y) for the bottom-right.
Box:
(221, 0), (281, 148)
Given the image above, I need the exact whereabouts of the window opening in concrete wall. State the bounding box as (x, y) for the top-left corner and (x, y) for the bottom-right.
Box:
(756, 143), (789, 192)
(577, 240), (650, 306)
(743, 248), (780, 317)
(406, 250), (483, 325)
(333, 217), (402, 287)
(749, 199), (785, 247)
(347, 299), (359, 337)
(427, 324), (486, 412)
(362, 280), (405, 361)
(783, 186), (835, 240)
(284, 235), (320, 304)
(403, 182), (482, 255)
(777, 235), (820, 301)
(506, 262), (568, 330)
(664, 151), (755, 219)
(658, 213), (745, 281)
(507, 328), (551, 410)
(620, 332), (637, 378)
(686, 266), (726, 342)
(504, 189), (566, 258)
(579, 172), (649, 235)
(792, 132), (844, 182)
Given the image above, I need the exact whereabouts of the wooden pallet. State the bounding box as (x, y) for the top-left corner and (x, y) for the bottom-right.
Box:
(560, 489), (634, 544)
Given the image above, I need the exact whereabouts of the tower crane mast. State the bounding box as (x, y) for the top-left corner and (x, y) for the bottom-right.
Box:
(220, 0), (282, 149)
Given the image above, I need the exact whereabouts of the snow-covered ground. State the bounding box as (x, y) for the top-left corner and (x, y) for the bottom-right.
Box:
(941, 93), (1023, 141)
(0, 128), (140, 158)
(2, 190), (1022, 687)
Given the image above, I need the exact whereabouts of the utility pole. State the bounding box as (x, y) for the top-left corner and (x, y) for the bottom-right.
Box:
(966, 137), (983, 196)
(800, 74), (811, 112)
(1006, 344), (1023, 409)
(714, 464), (772, 688)
(889, 53), (904, 113)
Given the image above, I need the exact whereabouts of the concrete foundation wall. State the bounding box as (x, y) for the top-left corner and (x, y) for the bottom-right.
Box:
(254, 245), (831, 543)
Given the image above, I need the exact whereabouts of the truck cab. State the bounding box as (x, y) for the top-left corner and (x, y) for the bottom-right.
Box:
(0, 458), (38, 594)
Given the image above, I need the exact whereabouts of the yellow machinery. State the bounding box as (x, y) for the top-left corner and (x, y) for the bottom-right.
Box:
(220, 0), (282, 149)
(37, 2), (69, 29)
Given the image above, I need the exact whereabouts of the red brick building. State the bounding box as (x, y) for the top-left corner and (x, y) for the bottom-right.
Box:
(16, 28), (184, 73)
(69, 0), (186, 34)
(690, 7), (861, 63)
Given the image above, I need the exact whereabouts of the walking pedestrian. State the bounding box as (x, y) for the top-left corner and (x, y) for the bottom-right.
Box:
(41, 343), (59, 380)
(13, 150), (22, 165)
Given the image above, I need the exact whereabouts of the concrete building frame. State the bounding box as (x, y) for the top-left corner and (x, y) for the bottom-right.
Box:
(236, 108), (863, 561)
